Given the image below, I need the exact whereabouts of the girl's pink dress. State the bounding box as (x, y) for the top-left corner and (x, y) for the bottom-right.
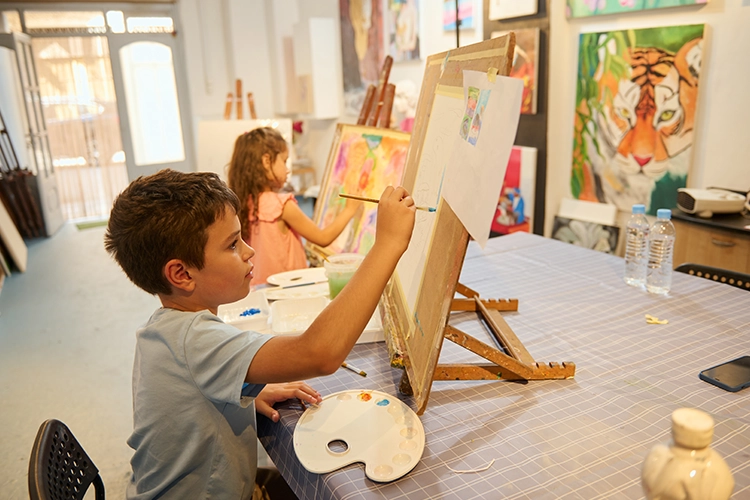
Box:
(246, 192), (308, 285)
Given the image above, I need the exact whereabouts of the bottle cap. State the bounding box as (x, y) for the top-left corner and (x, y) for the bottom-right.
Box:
(632, 204), (646, 214)
(671, 408), (713, 449)
(656, 208), (672, 220)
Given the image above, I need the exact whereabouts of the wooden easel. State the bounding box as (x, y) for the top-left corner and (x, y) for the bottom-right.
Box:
(379, 35), (574, 415)
(224, 79), (257, 120)
(438, 283), (574, 382)
(357, 56), (395, 128)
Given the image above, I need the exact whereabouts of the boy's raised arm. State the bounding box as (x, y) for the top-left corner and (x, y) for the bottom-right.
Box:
(246, 186), (416, 383)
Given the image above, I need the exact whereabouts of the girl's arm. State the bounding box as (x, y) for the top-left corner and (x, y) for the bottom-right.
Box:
(281, 198), (361, 247)
(246, 186), (415, 383)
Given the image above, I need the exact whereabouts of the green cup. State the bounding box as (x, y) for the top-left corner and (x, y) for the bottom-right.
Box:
(324, 253), (365, 299)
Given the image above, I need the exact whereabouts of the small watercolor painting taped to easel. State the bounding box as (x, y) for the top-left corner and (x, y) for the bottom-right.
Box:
(293, 389), (425, 482)
(314, 124), (409, 255)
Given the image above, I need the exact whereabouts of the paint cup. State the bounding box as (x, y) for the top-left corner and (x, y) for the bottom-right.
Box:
(323, 253), (364, 299)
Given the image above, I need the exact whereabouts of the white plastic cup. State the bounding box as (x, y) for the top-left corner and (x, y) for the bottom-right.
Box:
(323, 253), (364, 299)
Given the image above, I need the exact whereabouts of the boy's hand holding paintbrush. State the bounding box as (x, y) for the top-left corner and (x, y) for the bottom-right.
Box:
(246, 186), (415, 383)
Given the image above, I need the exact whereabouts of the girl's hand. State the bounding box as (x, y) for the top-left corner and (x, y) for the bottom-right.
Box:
(376, 186), (416, 255)
(256, 382), (322, 422)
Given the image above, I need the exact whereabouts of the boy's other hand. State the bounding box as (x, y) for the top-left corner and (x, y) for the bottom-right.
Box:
(377, 186), (416, 255)
(256, 382), (322, 422)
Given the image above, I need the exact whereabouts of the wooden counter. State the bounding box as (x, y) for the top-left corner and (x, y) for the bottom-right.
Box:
(672, 210), (750, 273)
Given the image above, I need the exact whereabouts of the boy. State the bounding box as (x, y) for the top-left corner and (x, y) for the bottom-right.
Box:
(104, 169), (415, 499)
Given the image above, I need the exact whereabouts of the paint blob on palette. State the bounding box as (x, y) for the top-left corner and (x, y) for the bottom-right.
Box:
(293, 389), (425, 482)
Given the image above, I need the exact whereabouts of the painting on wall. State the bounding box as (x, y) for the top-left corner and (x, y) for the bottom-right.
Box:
(443, 0), (474, 30)
(567, 0), (708, 18)
(491, 28), (539, 114)
(489, 0), (538, 20)
(490, 146), (537, 236)
(570, 24), (705, 215)
(313, 124), (410, 256)
(551, 216), (620, 254)
(388, 0), (420, 62)
(340, 0), (385, 115)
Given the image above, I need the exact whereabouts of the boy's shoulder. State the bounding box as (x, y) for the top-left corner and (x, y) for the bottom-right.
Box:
(140, 308), (228, 340)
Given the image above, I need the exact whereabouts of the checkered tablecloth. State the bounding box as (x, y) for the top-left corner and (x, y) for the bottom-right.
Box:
(257, 232), (750, 499)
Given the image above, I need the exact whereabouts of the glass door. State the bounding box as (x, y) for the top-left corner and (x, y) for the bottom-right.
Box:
(31, 35), (127, 220)
(108, 32), (193, 180)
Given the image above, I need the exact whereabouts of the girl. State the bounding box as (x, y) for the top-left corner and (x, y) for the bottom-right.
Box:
(227, 127), (361, 285)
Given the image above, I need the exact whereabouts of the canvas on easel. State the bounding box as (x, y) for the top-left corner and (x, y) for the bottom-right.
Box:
(306, 124), (410, 261)
(380, 34), (574, 415)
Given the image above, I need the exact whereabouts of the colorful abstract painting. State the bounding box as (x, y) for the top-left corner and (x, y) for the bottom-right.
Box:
(551, 216), (620, 254)
(570, 25), (704, 215)
(567, 0), (708, 18)
(492, 28), (539, 114)
(340, 0), (385, 115)
(314, 125), (410, 255)
(490, 146), (537, 236)
(388, 0), (420, 62)
(443, 0), (474, 30)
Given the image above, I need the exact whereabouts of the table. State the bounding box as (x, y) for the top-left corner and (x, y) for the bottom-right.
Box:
(257, 232), (750, 499)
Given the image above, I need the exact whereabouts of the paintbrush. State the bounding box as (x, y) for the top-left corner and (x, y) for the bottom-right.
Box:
(341, 361), (367, 377)
(339, 193), (436, 212)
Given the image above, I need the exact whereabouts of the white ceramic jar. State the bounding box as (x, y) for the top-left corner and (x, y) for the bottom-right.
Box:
(642, 408), (734, 500)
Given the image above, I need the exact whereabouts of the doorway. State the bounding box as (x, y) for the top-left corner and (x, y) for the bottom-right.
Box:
(32, 35), (127, 220)
(11, 6), (192, 221)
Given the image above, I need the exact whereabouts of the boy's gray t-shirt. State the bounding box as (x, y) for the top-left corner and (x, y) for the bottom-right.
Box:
(126, 308), (272, 500)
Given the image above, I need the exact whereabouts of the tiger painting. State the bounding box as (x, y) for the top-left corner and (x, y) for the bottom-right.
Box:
(571, 25), (705, 214)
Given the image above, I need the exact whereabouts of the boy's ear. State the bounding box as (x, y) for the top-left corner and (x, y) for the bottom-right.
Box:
(164, 259), (195, 292)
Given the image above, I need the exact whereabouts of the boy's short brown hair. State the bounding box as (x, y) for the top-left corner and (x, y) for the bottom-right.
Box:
(104, 169), (240, 295)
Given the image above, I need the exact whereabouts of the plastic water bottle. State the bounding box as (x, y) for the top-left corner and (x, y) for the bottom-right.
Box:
(646, 209), (676, 295)
(624, 204), (650, 287)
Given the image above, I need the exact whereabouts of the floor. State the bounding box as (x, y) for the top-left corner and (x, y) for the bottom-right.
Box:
(0, 221), (285, 499)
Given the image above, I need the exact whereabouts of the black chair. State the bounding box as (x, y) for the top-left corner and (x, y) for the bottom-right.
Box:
(28, 419), (105, 500)
(675, 263), (750, 291)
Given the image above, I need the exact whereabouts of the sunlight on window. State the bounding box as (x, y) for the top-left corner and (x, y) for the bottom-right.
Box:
(25, 11), (105, 34)
(106, 11), (125, 34)
(120, 42), (185, 166)
(1, 10), (22, 33)
(126, 16), (174, 34)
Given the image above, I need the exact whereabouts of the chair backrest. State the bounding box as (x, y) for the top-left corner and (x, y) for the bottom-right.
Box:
(675, 263), (750, 292)
(28, 419), (105, 500)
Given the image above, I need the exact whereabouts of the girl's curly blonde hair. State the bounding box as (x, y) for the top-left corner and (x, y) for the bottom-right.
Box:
(226, 127), (288, 240)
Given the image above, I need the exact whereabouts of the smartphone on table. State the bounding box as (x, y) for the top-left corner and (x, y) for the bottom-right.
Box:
(699, 356), (750, 392)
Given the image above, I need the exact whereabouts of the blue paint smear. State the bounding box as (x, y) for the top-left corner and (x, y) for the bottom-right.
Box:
(240, 308), (261, 317)
(414, 312), (425, 338)
(376, 399), (390, 406)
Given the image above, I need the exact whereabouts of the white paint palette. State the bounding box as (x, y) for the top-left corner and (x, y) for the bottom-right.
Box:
(293, 390), (425, 482)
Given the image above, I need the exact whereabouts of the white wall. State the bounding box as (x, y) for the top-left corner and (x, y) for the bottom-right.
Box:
(546, 0), (750, 238)
(178, 0), (485, 184)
